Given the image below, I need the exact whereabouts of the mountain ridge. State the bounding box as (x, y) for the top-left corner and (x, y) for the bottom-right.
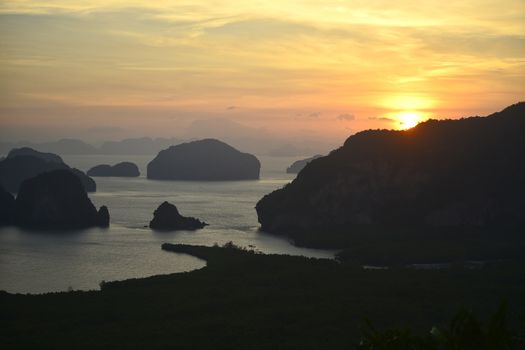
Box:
(256, 102), (525, 248)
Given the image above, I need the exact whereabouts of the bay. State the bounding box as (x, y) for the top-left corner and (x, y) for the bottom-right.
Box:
(0, 155), (335, 294)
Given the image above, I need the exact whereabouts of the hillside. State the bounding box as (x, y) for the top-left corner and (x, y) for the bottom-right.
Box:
(256, 103), (525, 251)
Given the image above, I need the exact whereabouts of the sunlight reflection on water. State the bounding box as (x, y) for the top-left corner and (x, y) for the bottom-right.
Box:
(0, 155), (336, 294)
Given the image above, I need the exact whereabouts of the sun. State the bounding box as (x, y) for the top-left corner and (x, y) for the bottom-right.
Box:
(381, 94), (432, 130)
(397, 111), (422, 129)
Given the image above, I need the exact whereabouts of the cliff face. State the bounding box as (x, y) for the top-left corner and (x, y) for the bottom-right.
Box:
(147, 139), (260, 181)
(256, 103), (525, 245)
(15, 169), (108, 229)
(0, 149), (96, 193)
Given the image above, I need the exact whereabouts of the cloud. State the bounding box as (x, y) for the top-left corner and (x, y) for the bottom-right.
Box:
(294, 111), (322, 120)
(368, 116), (396, 122)
(1, 0), (524, 140)
(336, 113), (355, 121)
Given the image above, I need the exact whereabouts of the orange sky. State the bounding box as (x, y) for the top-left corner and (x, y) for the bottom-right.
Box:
(0, 0), (524, 144)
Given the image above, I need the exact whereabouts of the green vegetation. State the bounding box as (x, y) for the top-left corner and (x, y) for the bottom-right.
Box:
(1, 243), (524, 349)
(358, 303), (524, 349)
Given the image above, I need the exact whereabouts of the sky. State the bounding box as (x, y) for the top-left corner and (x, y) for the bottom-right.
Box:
(0, 0), (524, 146)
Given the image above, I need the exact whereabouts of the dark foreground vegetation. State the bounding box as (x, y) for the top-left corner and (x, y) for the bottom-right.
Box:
(331, 228), (525, 266)
(1, 244), (524, 349)
(358, 303), (524, 349)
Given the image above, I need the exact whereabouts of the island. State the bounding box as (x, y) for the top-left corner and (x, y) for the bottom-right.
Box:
(8, 147), (65, 164)
(87, 162), (140, 177)
(286, 155), (323, 174)
(14, 169), (109, 229)
(0, 147), (96, 193)
(149, 201), (207, 231)
(147, 139), (260, 180)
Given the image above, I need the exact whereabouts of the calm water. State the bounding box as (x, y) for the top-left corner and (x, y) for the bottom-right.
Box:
(0, 155), (335, 294)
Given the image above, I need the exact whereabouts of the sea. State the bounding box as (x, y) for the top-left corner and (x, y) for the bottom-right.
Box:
(0, 155), (335, 294)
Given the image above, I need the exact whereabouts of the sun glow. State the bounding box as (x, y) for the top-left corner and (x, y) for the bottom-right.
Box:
(397, 111), (422, 129)
(383, 95), (434, 111)
(0, 1), (524, 141)
(380, 95), (433, 129)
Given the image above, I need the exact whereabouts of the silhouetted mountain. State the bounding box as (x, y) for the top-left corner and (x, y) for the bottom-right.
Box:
(7, 147), (64, 164)
(149, 201), (207, 231)
(15, 169), (108, 229)
(0, 185), (15, 225)
(256, 102), (525, 248)
(286, 155), (323, 174)
(99, 137), (181, 155)
(147, 139), (260, 181)
(87, 162), (140, 177)
(0, 149), (96, 193)
(38, 138), (99, 154)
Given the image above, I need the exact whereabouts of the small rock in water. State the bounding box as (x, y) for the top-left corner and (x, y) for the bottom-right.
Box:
(149, 201), (207, 231)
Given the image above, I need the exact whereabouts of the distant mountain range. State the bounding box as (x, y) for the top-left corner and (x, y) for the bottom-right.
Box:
(0, 118), (335, 157)
(99, 137), (182, 155)
(0, 139), (99, 155)
(0, 137), (181, 156)
(0, 135), (325, 157)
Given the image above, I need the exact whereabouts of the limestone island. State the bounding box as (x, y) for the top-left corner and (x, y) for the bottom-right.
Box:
(0, 147), (96, 193)
(149, 201), (207, 231)
(14, 169), (109, 229)
(87, 162), (140, 177)
(147, 139), (260, 181)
